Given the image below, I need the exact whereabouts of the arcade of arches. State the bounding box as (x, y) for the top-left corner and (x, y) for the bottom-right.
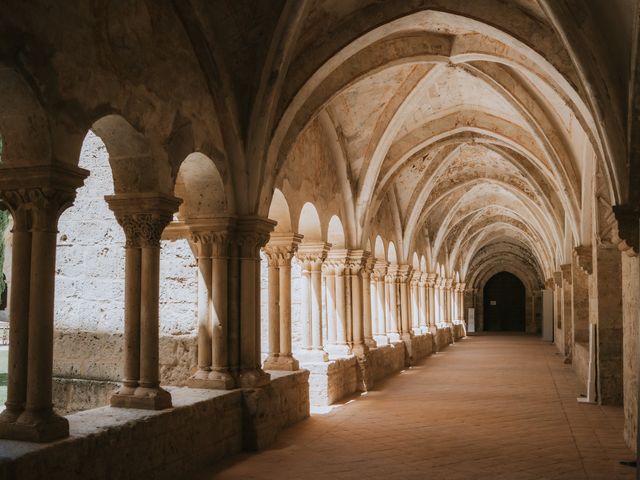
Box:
(0, 1), (639, 478)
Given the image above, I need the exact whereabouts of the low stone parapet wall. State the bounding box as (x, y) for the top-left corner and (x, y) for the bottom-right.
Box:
(304, 357), (358, 406)
(0, 370), (309, 480)
(367, 342), (406, 385)
(405, 333), (433, 365)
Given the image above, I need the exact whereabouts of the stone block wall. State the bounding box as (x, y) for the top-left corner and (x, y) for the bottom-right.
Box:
(367, 343), (406, 384)
(53, 378), (118, 415)
(622, 254), (639, 452)
(405, 334), (433, 365)
(0, 371), (309, 480)
(304, 357), (358, 406)
(572, 342), (589, 393)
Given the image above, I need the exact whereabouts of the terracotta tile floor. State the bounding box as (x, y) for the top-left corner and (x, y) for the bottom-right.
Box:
(198, 335), (635, 479)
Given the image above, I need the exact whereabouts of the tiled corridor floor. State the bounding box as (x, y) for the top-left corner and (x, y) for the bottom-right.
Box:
(198, 335), (635, 479)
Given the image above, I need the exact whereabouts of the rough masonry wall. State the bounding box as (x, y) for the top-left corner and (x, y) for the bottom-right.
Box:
(622, 254), (639, 452)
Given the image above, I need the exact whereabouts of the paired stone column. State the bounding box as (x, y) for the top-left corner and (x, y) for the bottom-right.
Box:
(418, 273), (428, 333)
(362, 255), (377, 348)
(398, 265), (413, 341)
(107, 193), (181, 410)
(427, 274), (438, 334)
(262, 233), (303, 371)
(385, 265), (401, 342)
(232, 217), (276, 388)
(324, 249), (351, 357)
(444, 278), (454, 325)
(348, 250), (370, 356)
(186, 219), (236, 389)
(410, 271), (421, 335)
(455, 283), (466, 321)
(572, 247), (591, 345)
(436, 277), (445, 325)
(372, 260), (389, 345)
(296, 242), (330, 362)
(0, 164), (87, 442)
(560, 263), (573, 362)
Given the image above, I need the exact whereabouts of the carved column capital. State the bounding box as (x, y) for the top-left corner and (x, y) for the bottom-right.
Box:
(346, 249), (370, 275)
(324, 249), (349, 276)
(106, 193), (182, 248)
(559, 264), (572, 285)
(296, 241), (331, 270)
(0, 164), (88, 232)
(263, 233), (303, 267)
(232, 216), (276, 258)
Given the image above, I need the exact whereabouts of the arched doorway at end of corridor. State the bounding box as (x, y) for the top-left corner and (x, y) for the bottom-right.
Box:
(483, 271), (525, 332)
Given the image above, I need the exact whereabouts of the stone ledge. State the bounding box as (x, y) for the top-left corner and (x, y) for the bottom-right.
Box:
(0, 371), (310, 480)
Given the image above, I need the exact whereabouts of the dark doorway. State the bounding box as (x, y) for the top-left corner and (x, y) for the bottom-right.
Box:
(483, 272), (525, 332)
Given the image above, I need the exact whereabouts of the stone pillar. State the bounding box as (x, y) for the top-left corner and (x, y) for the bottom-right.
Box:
(437, 278), (445, 325)
(108, 193), (181, 410)
(419, 273), (428, 333)
(398, 265), (413, 341)
(560, 264), (573, 363)
(427, 274), (437, 334)
(362, 255), (377, 348)
(385, 265), (401, 342)
(373, 260), (389, 345)
(456, 283), (466, 322)
(410, 271), (421, 335)
(348, 250), (370, 356)
(186, 220), (236, 389)
(296, 242), (330, 363)
(572, 247), (591, 345)
(0, 164), (87, 442)
(324, 250), (351, 357)
(593, 243), (623, 404)
(233, 217), (276, 388)
(262, 233), (302, 371)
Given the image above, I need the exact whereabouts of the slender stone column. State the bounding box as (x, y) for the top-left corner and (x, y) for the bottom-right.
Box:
(386, 265), (401, 342)
(108, 193), (181, 410)
(263, 233), (302, 371)
(436, 278), (444, 325)
(560, 264), (573, 363)
(325, 250), (351, 357)
(444, 278), (454, 325)
(234, 217), (276, 388)
(0, 164), (87, 442)
(398, 265), (413, 340)
(362, 255), (377, 348)
(410, 271), (421, 335)
(348, 250), (369, 356)
(571, 247), (590, 344)
(427, 274), (437, 334)
(419, 273), (428, 333)
(296, 242), (330, 362)
(373, 261), (389, 345)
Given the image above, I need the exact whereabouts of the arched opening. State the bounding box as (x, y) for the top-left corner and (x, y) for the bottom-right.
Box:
(483, 272), (526, 332)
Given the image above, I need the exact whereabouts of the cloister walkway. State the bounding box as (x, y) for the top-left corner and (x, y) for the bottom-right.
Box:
(199, 335), (634, 479)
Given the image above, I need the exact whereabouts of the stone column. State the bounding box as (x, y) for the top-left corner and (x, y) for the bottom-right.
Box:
(348, 250), (369, 356)
(444, 278), (454, 325)
(427, 274), (437, 334)
(560, 263), (573, 363)
(572, 247), (591, 345)
(373, 260), (389, 345)
(362, 255), (377, 348)
(418, 273), (428, 333)
(410, 271), (421, 335)
(263, 233), (302, 371)
(398, 265), (413, 341)
(324, 250), (351, 357)
(456, 283), (466, 322)
(233, 217), (276, 388)
(385, 265), (401, 342)
(593, 243), (623, 404)
(108, 193), (181, 410)
(296, 243), (330, 362)
(0, 164), (87, 442)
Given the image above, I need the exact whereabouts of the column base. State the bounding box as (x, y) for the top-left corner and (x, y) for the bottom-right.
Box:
(296, 349), (329, 363)
(351, 344), (369, 356)
(0, 409), (69, 443)
(111, 386), (172, 410)
(263, 354), (300, 371)
(401, 332), (414, 341)
(412, 327), (423, 335)
(325, 344), (352, 358)
(187, 369), (236, 390)
(237, 368), (271, 388)
(374, 335), (389, 346)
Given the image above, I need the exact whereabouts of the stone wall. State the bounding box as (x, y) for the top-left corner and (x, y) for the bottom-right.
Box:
(622, 253), (639, 452)
(304, 357), (358, 406)
(572, 341), (589, 393)
(367, 343), (406, 384)
(52, 378), (118, 415)
(0, 371), (309, 480)
(405, 334), (433, 365)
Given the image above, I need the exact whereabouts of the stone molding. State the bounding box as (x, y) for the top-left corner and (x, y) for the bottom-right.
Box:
(263, 232), (303, 267)
(573, 245), (593, 275)
(559, 264), (572, 285)
(613, 204), (639, 256)
(296, 241), (331, 266)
